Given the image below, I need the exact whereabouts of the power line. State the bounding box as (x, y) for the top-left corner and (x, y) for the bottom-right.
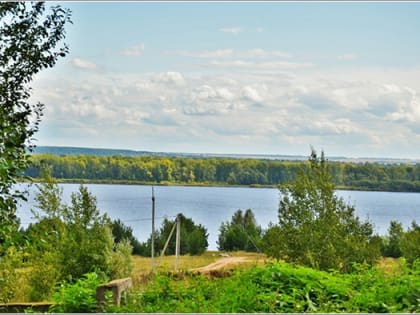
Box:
(19, 214), (177, 225)
(123, 215), (176, 223)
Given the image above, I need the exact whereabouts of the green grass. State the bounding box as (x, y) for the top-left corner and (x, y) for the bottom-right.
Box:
(109, 259), (420, 313)
(131, 251), (264, 287)
(10, 254), (420, 313)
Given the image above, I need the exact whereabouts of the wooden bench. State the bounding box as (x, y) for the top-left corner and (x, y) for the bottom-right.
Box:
(96, 277), (132, 309)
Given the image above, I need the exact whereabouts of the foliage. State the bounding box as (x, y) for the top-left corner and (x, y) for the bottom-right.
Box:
(112, 261), (420, 313)
(261, 223), (283, 261)
(31, 178), (116, 280)
(21, 174), (132, 300)
(50, 272), (104, 313)
(26, 153), (420, 192)
(108, 239), (134, 279)
(217, 209), (263, 252)
(263, 149), (381, 272)
(143, 213), (208, 256)
(381, 220), (404, 258)
(0, 2), (71, 252)
(379, 220), (420, 264)
(111, 218), (143, 255)
(0, 247), (24, 303)
(400, 221), (420, 265)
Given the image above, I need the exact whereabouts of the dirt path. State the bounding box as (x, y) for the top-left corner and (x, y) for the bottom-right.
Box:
(191, 256), (250, 273)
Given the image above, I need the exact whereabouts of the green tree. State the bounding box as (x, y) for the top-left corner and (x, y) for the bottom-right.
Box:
(381, 220), (404, 258)
(263, 149), (380, 272)
(217, 209), (262, 252)
(60, 185), (115, 279)
(261, 223), (282, 261)
(147, 214), (208, 256)
(27, 175), (132, 295)
(0, 2), (71, 251)
(111, 218), (143, 255)
(400, 221), (420, 265)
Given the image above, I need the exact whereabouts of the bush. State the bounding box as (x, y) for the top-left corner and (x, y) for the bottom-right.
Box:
(0, 247), (23, 303)
(113, 261), (420, 313)
(400, 221), (420, 265)
(23, 176), (133, 299)
(108, 239), (133, 279)
(50, 272), (104, 313)
(28, 251), (62, 301)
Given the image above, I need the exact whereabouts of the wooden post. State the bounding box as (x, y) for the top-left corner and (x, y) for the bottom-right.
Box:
(175, 214), (181, 271)
(151, 186), (155, 271)
(156, 220), (177, 269)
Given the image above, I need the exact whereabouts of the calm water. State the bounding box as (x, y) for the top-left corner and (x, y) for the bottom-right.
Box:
(16, 184), (420, 250)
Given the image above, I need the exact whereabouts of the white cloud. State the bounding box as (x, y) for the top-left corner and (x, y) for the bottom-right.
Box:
(31, 65), (420, 157)
(219, 27), (243, 34)
(241, 85), (265, 103)
(208, 60), (314, 70)
(153, 71), (185, 86)
(71, 58), (97, 70)
(172, 49), (234, 59)
(239, 49), (292, 59)
(183, 85), (243, 116)
(338, 53), (358, 60)
(385, 87), (420, 123)
(169, 48), (291, 59)
(122, 44), (145, 56)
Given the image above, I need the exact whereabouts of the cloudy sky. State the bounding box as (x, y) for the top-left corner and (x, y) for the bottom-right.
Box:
(31, 2), (420, 159)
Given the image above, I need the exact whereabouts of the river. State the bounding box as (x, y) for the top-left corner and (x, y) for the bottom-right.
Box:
(16, 183), (420, 250)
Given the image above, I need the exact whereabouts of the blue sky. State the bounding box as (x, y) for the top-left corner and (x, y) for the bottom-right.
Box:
(31, 1), (420, 158)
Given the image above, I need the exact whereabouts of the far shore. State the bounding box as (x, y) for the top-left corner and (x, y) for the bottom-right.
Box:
(20, 178), (420, 193)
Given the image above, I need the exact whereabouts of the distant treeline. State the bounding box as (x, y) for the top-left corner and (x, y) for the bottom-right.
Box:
(25, 154), (420, 192)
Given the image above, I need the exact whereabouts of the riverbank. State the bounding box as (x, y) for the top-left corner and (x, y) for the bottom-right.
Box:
(22, 177), (420, 193)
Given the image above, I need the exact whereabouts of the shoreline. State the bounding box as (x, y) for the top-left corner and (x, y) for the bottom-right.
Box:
(21, 178), (420, 194)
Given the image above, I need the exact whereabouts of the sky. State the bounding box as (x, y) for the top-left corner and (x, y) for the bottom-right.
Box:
(29, 1), (420, 159)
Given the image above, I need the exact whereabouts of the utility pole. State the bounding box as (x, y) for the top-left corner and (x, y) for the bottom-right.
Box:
(175, 213), (181, 271)
(151, 186), (155, 272)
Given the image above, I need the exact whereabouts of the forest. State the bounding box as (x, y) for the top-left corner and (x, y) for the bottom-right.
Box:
(26, 153), (420, 192)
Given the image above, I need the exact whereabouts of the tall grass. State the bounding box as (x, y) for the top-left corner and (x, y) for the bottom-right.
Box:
(111, 259), (420, 313)
(131, 251), (263, 287)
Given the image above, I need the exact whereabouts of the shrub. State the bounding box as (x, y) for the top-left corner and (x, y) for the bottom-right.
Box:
(28, 251), (62, 301)
(400, 221), (420, 265)
(50, 272), (104, 313)
(113, 261), (420, 313)
(24, 176), (133, 300)
(0, 247), (23, 303)
(108, 239), (133, 279)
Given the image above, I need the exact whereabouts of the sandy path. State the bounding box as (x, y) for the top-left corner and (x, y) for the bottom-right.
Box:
(191, 256), (250, 273)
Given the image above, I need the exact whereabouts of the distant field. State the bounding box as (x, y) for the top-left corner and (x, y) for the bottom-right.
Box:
(131, 251), (265, 287)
